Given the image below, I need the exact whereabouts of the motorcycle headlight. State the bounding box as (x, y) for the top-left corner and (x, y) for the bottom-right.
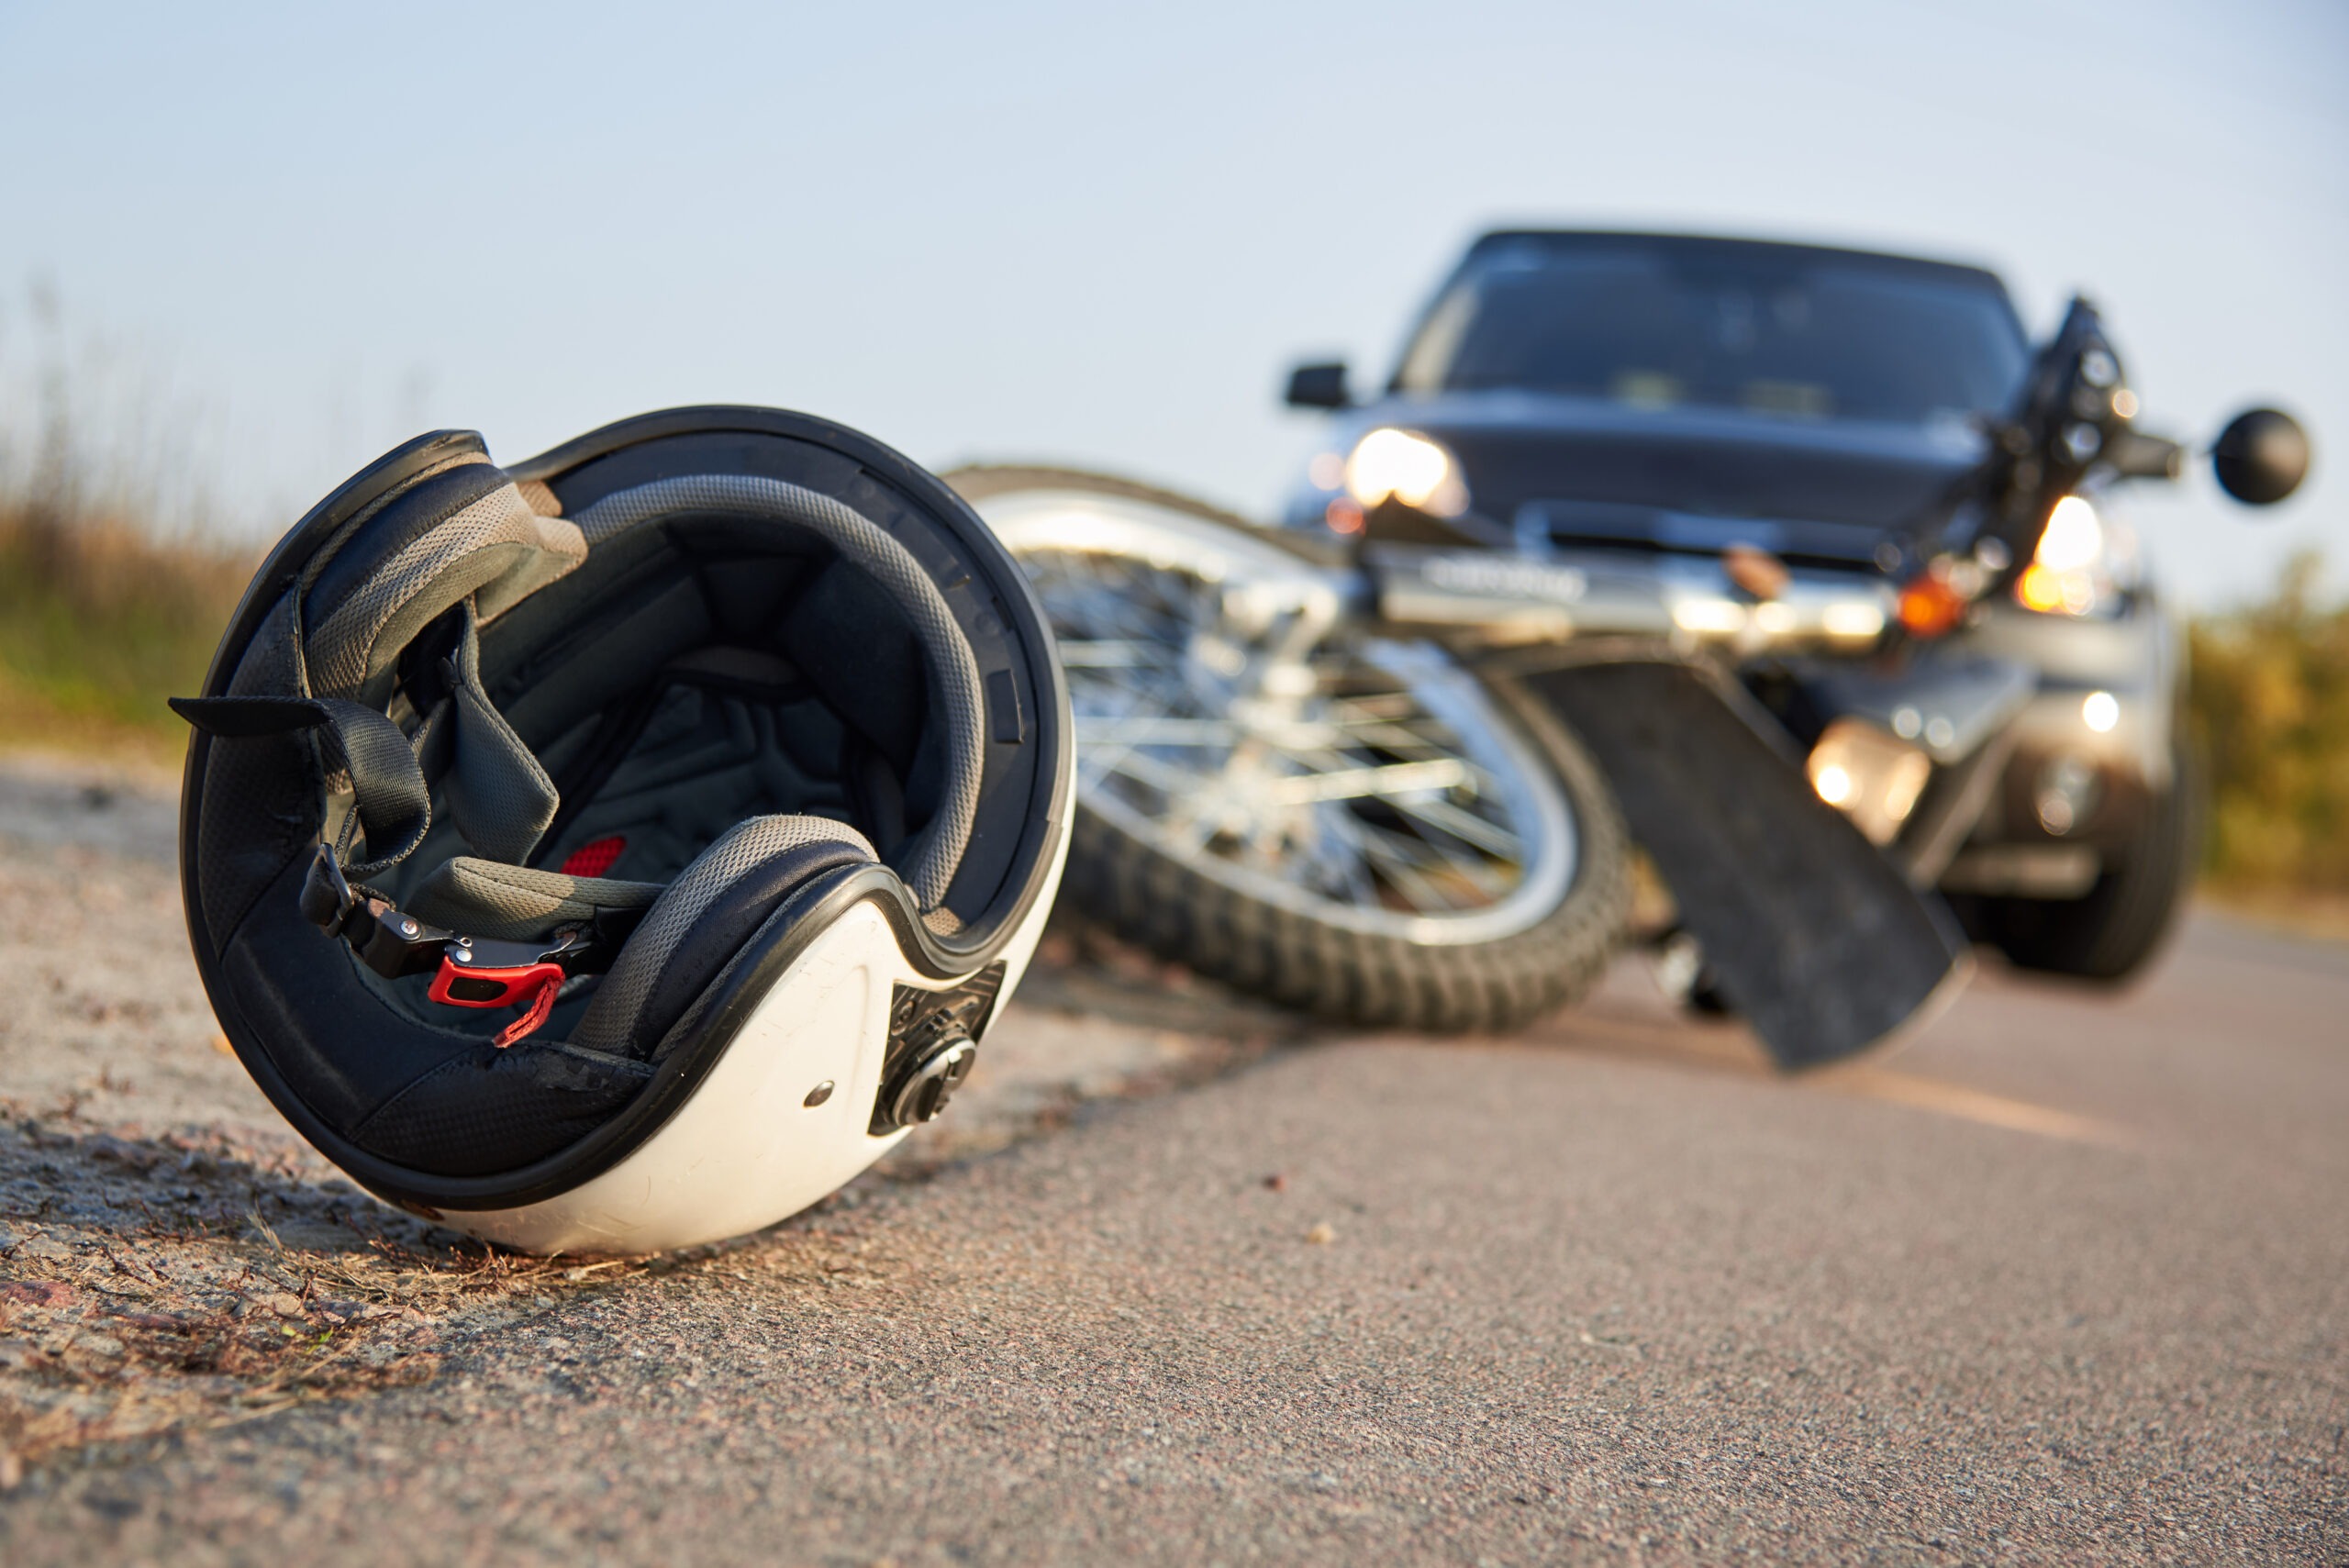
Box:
(2016, 495), (2129, 617)
(1343, 428), (1469, 518)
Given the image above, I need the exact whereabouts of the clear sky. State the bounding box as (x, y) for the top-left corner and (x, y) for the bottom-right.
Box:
(1, 0), (2342, 607)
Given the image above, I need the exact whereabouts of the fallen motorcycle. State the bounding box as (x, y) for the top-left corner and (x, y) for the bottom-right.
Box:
(952, 229), (2308, 1067)
(951, 463), (1632, 1038)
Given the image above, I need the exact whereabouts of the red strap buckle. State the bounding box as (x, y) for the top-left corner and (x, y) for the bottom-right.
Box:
(429, 954), (566, 1049)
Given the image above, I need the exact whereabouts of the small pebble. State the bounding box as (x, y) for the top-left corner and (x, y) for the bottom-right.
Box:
(1305, 1222), (1336, 1245)
(1263, 1173), (1287, 1193)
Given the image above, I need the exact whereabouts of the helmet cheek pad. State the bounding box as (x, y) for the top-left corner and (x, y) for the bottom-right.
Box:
(177, 409), (1073, 1254)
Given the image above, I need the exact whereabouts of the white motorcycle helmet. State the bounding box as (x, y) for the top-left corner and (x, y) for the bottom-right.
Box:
(175, 407), (1072, 1254)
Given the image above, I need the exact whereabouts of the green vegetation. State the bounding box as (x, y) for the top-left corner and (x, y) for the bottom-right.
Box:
(0, 280), (256, 762)
(2187, 550), (2349, 899)
(0, 501), (251, 762)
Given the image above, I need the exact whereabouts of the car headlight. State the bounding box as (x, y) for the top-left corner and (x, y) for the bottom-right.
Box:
(1343, 428), (1469, 518)
(2015, 494), (2130, 617)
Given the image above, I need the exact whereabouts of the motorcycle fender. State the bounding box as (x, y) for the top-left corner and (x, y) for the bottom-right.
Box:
(1528, 660), (1971, 1069)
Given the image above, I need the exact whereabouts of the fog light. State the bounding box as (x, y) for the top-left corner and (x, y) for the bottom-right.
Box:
(2035, 755), (2101, 837)
(1807, 718), (1933, 845)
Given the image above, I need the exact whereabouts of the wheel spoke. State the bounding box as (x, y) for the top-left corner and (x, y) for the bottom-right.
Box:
(1017, 542), (1573, 936)
(1263, 758), (1469, 806)
(1377, 792), (1525, 862)
(1056, 638), (1178, 670)
(1076, 717), (1244, 747)
(1351, 825), (1473, 914)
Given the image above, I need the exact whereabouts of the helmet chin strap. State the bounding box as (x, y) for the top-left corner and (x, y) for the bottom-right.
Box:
(172, 692), (638, 1047)
(171, 693), (435, 875)
(297, 841), (644, 1047)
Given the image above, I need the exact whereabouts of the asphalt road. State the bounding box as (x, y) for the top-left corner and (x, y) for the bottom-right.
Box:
(1, 761), (2343, 1563)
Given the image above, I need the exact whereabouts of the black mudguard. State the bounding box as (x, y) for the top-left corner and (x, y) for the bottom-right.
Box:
(1526, 660), (1969, 1069)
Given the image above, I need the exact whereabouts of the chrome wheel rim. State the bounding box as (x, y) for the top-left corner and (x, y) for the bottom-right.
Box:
(985, 491), (1577, 945)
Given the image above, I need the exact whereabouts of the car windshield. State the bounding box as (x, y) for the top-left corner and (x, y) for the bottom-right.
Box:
(1394, 239), (2030, 425)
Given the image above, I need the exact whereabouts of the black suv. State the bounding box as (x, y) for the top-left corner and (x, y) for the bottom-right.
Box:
(1280, 229), (2304, 980)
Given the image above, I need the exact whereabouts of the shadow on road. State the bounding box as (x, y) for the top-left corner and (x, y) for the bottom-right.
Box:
(1017, 917), (1332, 1045)
(0, 1109), (652, 1475)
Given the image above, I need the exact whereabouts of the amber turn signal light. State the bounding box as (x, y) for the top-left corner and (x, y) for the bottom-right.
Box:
(1897, 575), (1968, 639)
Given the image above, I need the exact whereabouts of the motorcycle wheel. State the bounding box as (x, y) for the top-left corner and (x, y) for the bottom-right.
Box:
(949, 467), (1629, 1033)
(1973, 736), (2199, 983)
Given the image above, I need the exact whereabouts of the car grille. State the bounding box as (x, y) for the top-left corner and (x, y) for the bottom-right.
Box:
(1519, 499), (1891, 574)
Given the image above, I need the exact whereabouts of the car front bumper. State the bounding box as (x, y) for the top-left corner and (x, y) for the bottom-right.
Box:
(1933, 597), (2183, 898)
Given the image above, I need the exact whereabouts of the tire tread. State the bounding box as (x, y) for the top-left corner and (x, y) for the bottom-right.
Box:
(1058, 681), (1631, 1033)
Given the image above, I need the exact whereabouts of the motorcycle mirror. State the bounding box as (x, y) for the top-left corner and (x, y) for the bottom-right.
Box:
(2211, 407), (2310, 506)
(1285, 361), (1351, 410)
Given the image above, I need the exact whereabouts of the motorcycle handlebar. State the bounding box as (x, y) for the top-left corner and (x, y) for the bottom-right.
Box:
(2108, 430), (2186, 482)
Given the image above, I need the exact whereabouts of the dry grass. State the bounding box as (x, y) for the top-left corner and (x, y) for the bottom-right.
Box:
(1, 284), (257, 758)
(0, 502), (252, 762)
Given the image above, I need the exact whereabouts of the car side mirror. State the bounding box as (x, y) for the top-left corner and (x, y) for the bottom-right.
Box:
(2212, 407), (2310, 506)
(1285, 361), (1351, 410)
